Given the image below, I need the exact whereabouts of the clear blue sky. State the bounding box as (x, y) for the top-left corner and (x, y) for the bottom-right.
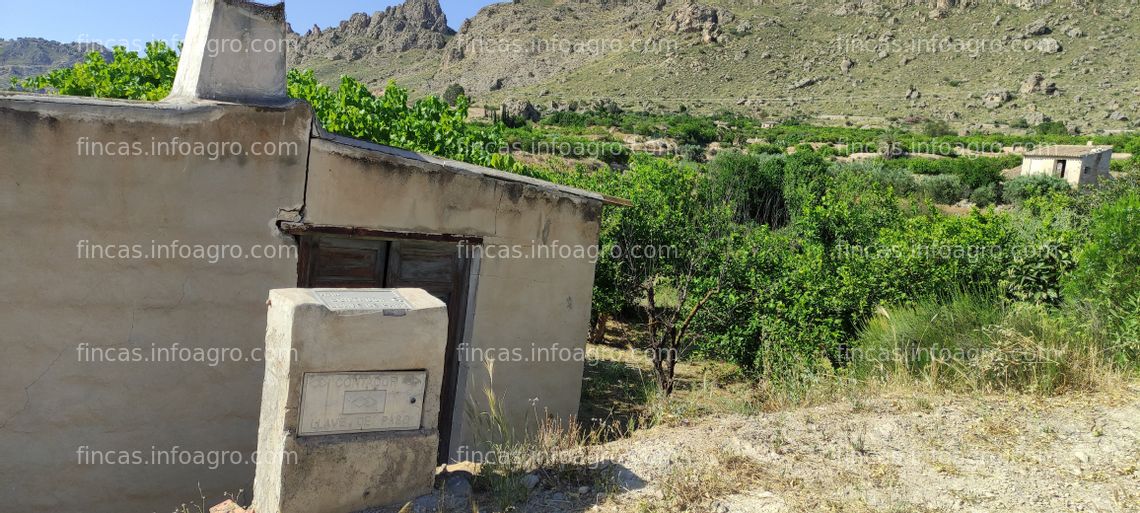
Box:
(0, 0), (498, 49)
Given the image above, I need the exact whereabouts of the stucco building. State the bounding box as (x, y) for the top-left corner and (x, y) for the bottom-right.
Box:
(1020, 144), (1113, 187)
(0, 0), (614, 511)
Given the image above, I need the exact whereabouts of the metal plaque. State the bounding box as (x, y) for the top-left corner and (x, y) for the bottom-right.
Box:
(298, 371), (426, 436)
(313, 289), (411, 314)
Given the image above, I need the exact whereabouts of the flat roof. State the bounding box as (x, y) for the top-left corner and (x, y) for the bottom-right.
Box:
(0, 92), (631, 207)
(1024, 145), (1113, 158)
(313, 123), (631, 207)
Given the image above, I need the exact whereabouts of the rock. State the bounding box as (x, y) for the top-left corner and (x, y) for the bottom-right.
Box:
(1025, 111), (1050, 125)
(1024, 18), (1051, 36)
(443, 475), (472, 499)
(1108, 111), (1129, 121)
(906, 86), (922, 101)
(668, 2), (729, 43)
(489, 77), (504, 91)
(1019, 73), (1056, 95)
(1066, 27), (1085, 38)
(593, 98), (623, 115)
(982, 89), (1012, 109)
(789, 77), (821, 90)
(499, 99), (540, 127)
(1036, 38), (1063, 54)
(209, 500), (251, 513)
(841, 57), (855, 74)
(520, 473), (541, 491)
(409, 493), (438, 513)
(287, 0), (455, 67)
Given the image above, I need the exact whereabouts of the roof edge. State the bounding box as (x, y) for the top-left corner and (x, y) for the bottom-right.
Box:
(311, 122), (630, 207)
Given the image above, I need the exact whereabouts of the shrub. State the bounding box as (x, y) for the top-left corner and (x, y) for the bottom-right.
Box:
(970, 183), (998, 207)
(840, 161), (918, 196)
(748, 142), (785, 155)
(920, 174), (967, 204)
(12, 42), (179, 100)
(677, 144), (706, 162)
(1066, 191), (1140, 308)
(707, 152), (788, 226)
(922, 119), (954, 137)
(1004, 175), (1070, 204)
(442, 83), (466, 106)
(1034, 121), (1069, 136)
(853, 295), (1120, 394)
(991, 196), (1078, 304)
(666, 116), (717, 146)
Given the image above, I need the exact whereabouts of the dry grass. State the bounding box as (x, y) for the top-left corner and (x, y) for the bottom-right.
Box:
(635, 449), (768, 513)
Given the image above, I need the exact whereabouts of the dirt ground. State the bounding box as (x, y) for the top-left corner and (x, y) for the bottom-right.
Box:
(537, 389), (1140, 513)
(381, 334), (1139, 513)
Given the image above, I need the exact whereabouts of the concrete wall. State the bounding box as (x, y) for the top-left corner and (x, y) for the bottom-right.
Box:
(0, 94), (310, 512)
(305, 136), (602, 457)
(0, 93), (603, 511)
(1021, 152), (1113, 187)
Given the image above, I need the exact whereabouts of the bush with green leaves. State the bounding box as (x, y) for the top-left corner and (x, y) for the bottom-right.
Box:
(922, 119), (954, 137)
(999, 195), (1079, 304)
(838, 160), (918, 196)
(706, 151), (788, 227)
(880, 155), (1015, 189)
(748, 142), (786, 155)
(287, 70), (527, 174)
(1066, 191), (1140, 308)
(1004, 174), (1071, 204)
(920, 174), (968, 204)
(1034, 121), (1069, 136)
(12, 42), (179, 100)
(970, 183), (998, 206)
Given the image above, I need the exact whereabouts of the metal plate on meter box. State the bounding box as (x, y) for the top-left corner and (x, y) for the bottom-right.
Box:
(298, 371), (426, 436)
(313, 289), (411, 314)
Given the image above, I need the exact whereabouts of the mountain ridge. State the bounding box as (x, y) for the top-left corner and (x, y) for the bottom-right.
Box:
(5, 0), (1137, 131)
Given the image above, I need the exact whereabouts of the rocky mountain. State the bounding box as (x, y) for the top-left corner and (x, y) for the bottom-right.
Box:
(293, 0), (1138, 131)
(6, 0), (1137, 131)
(287, 0), (453, 62)
(285, 0), (455, 90)
(0, 38), (109, 86)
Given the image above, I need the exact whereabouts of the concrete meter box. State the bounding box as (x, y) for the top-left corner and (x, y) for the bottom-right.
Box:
(252, 288), (448, 513)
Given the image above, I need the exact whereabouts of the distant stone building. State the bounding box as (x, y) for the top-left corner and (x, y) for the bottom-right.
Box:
(1020, 144), (1113, 187)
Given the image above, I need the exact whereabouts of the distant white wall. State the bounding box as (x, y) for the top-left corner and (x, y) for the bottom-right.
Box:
(1020, 152), (1112, 187)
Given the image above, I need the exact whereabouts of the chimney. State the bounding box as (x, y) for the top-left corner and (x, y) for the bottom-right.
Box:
(167, 0), (288, 105)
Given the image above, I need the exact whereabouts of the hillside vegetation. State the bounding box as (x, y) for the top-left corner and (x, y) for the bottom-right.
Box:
(285, 0), (1139, 132)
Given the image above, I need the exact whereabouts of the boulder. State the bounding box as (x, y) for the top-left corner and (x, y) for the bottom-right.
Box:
(499, 99), (540, 127)
(1024, 18), (1051, 36)
(982, 89), (1012, 109)
(841, 57), (855, 74)
(1036, 38), (1063, 54)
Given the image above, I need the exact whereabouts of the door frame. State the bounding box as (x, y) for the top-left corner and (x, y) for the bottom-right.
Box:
(281, 222), (481, 463)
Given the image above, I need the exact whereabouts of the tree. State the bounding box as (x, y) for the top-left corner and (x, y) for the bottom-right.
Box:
(877, 127), (907, 160)
(442, 83), (466, 106)
(604, 156), (737, 394)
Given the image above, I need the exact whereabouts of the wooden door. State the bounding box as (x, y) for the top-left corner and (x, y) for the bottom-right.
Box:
(298, 234), (470, 463)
